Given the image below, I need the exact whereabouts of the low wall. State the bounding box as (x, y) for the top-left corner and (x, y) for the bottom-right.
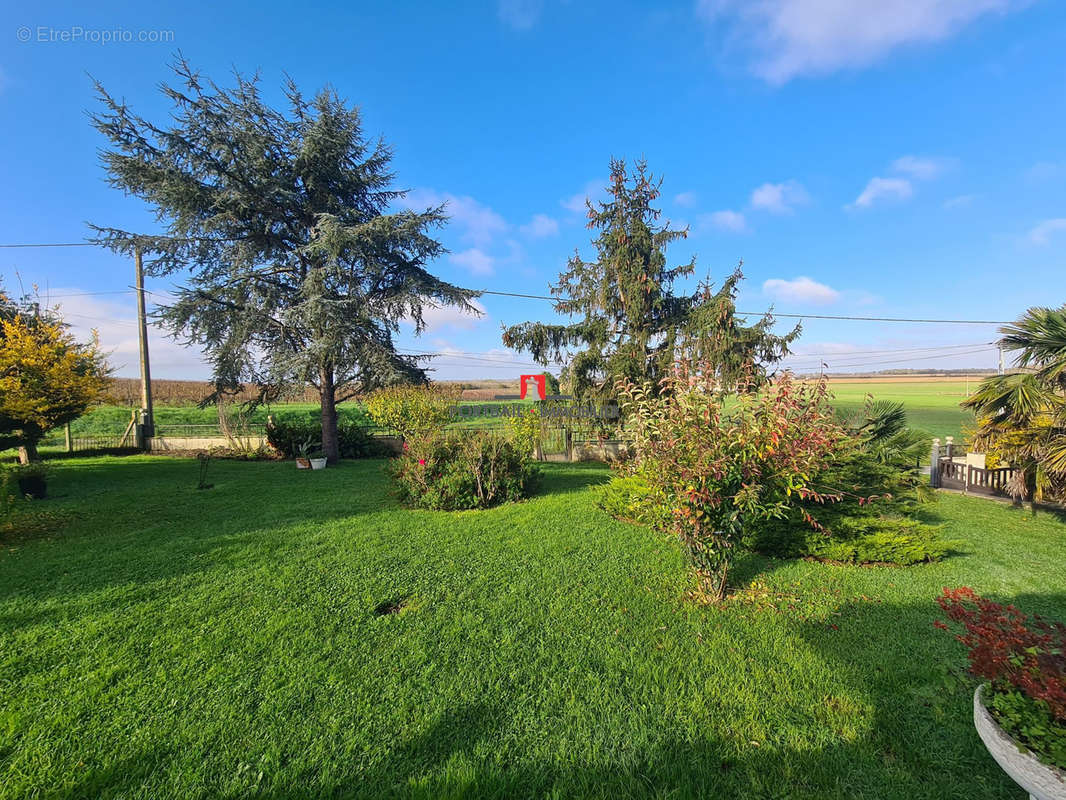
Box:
(572, 440), (630, 463)
(149, 435), (266, 452)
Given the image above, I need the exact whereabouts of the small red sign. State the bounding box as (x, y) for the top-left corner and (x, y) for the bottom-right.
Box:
(519, 374), (546, 401)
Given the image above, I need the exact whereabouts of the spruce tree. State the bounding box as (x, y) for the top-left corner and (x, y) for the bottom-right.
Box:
(502, 158), (797, 402)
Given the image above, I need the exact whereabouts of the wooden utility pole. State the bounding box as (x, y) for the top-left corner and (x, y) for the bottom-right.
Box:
(134, 247), (154, 437)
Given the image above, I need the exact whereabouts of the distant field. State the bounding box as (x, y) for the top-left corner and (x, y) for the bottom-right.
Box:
(21, 376), (977, 456)
(825, 378), (976, 441)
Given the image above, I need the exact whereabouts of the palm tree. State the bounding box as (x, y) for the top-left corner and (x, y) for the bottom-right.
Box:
(963, 307), (1066, 501)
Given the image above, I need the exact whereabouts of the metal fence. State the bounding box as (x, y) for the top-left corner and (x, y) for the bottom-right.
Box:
(37, 429), (140, 455)
(34, 413), (628, 462)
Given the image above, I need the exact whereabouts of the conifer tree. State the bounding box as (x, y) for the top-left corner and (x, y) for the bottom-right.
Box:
(92, 59), (478, 461)
(503, 159), (797, 403)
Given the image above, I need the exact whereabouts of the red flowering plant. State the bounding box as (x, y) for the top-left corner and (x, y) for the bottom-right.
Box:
(936, 587), (1066, 768)
(617, 361), (846, 601)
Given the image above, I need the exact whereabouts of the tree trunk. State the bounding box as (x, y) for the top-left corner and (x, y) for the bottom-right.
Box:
(319, 367), (339, 464)
(18, 440), (39, 465)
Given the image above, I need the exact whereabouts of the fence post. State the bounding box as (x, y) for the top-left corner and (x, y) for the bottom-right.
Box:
(930, 438), (940, 488)
(64, 422), (73, 454)
(964, 465), (971, 494)
(565, 426), (573, 463)
(945, 436), (954, 461)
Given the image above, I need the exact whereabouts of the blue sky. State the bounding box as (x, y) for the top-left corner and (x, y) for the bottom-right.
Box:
(1, 0), (1064, 380)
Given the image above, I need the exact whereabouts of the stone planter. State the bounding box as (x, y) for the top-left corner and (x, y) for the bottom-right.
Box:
(974, 684), (1066, 800)
(309, 457), (328, 470)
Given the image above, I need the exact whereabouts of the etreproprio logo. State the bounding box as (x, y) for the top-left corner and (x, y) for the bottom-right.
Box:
(450, 374), (620, 420)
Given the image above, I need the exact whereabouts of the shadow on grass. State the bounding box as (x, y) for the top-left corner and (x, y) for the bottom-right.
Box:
(242, 598), (1046, 799)
(0, 458), (403, 609)
(531, 462), (611, 498)
(0, 459), (612, 618)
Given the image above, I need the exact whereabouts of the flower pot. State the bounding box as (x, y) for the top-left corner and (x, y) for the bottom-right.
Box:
(17, 475), (46, 499)
(309, 457), (327, 470)
(295, 458), (312, 470)
(974, 684), (1066, 800)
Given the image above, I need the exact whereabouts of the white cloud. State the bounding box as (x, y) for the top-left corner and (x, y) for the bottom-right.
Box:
(498, 0), (543, 30)
(674, 191), (698, 207)
(450, 248), (496, 276)
(849, 176), (913, 209)
(561, 178), (606, 214)
(762, 276), (841, 305)
(696, 0), (1021, 84)
(702, 209), (748, 232)
(891, 155), (953, 180)
(849, 155), (951, 210)
(1029, 218), (1066, 245)
(404, 189), (508, 248)
(943, 193), (977, 209)
(47, 289), (211, 379)
(519, 213), (560, 238)
(406, 299), (488, 333)
(750, 180), (809, 214)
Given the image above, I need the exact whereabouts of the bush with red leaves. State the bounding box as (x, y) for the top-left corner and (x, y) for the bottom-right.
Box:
(936, 587), (1066, 768)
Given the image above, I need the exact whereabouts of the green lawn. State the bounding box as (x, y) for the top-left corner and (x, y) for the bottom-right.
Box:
(2, 457), (1063, 798)
(60, 403), (373, 436)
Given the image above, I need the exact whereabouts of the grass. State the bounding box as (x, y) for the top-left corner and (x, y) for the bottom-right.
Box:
(2, 457), (1064, 798)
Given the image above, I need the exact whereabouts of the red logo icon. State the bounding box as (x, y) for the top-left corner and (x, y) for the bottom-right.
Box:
(519, 374), (546, 401)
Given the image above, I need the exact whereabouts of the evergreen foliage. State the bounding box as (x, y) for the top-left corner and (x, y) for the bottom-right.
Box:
(502, 159), (797, 407)
(91, 59), (478, 461)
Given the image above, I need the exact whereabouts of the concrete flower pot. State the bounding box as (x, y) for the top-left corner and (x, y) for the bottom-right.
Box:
(974, 684), (1066, 800)
(295, 457), (312, 470)
(309, 457), (327, 470)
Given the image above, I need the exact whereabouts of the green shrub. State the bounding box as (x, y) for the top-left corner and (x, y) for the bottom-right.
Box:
(267, 419), (388, 459)
(597, 470), (672, 529)
(364, 384), (460, 437)
(746, 515), (957, 565)
(393, 430), (537, 510)
(505, 406), (542, 456)
(743, 403), (948, 566)
(616, 369), (845, 600)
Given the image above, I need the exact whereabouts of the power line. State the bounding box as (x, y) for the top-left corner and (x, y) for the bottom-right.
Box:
(1, 240), (1014, 325)
(780, 341), (994, 360)
(0, 242), (96, 248)
(46, 289), (136, 298)
(477, 290), (1010, 325)
(60, 311), (139, 328)
(788, 346), (995, 371)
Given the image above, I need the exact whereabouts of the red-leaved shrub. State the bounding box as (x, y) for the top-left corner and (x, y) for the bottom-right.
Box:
(936, 587), (1066, 721)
